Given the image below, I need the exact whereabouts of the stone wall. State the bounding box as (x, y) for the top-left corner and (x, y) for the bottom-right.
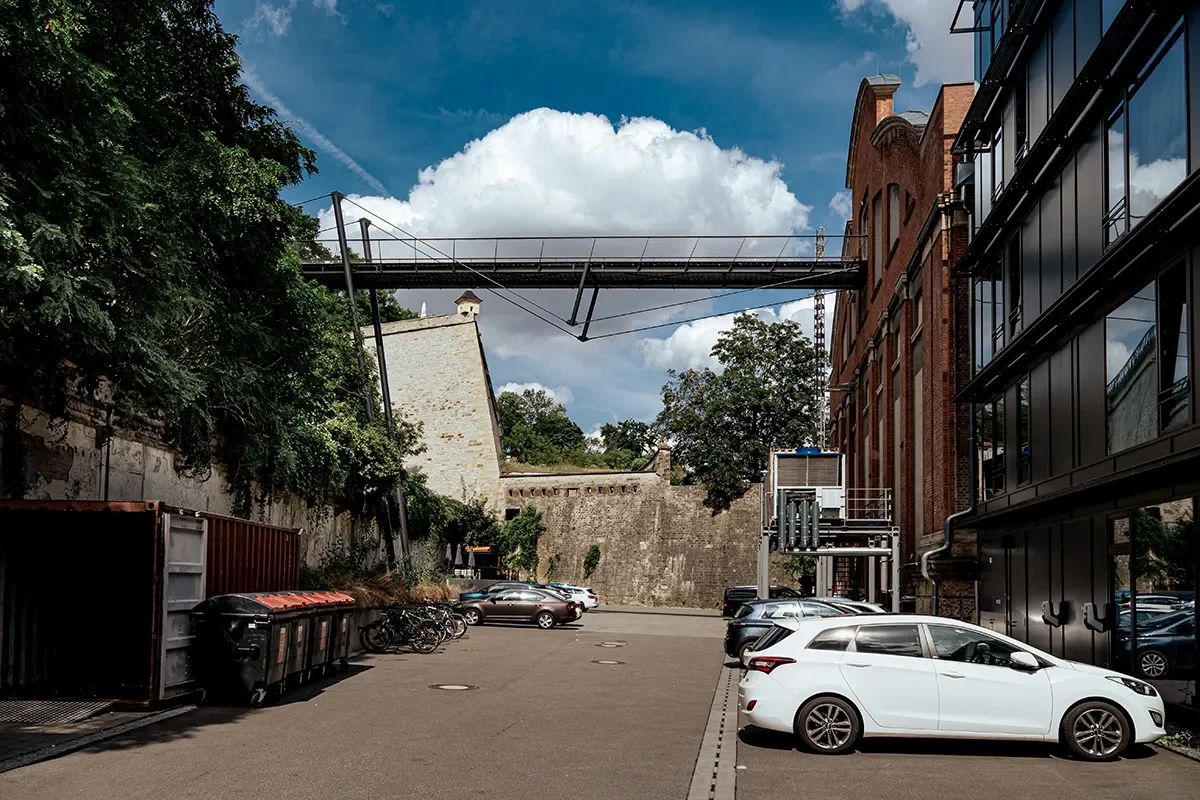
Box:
(500, 450), (763, 608)
(371, 311), (504, 513)
(0, 399), (373, 566)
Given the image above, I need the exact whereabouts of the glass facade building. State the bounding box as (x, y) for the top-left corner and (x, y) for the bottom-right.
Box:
(957, 1), (1200, 720)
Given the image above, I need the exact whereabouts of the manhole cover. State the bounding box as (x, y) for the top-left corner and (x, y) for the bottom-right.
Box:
(602, 640), (627, 645)
(595, 643), (623, 648)
(591, 660), (626, 665)
(429, 684), (478, 691)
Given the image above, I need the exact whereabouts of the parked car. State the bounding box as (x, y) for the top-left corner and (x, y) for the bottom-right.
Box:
(739, 614), (1166, 761)
(549, 583), (599, 610)
(810, 597), (888, 614)
(1116, 610), (1197, 679)
(722, 585), (801, 618)
(458, 581), (571, 602)
(725, 599), (847, 661)
(1118, 594), (1188, 613)
(456, 588), (582, 629)
(1116, 608), (1164, 630)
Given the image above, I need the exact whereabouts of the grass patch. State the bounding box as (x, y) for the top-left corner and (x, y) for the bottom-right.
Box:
(502, 461), (641, 474)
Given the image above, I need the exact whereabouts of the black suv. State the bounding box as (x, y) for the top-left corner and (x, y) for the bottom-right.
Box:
(723, 598), (847, 660)
(721, 585), (801, 618)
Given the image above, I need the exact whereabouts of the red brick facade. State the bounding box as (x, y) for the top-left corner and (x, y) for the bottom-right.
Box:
(828, 77), (974, 610)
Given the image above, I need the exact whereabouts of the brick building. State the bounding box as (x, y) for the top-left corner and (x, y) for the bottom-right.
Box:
(828, 75), (975, 613)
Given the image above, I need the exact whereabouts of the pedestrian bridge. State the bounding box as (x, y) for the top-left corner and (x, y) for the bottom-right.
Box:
(300, 232), (867, 290)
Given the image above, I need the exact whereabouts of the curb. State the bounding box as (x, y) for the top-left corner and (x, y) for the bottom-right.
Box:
(1152, 741), (1200, 763)
(0, 705), (196, 774)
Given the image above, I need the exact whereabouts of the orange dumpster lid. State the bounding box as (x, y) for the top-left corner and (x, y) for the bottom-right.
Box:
(254, 593), (304, 610)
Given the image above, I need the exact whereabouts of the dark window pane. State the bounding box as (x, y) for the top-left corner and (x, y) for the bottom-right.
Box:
(888, 183), (900, 248)
(1113, 501), (1197, 711)
(1159, 264), (1189, 431)
(1128, 32), (1188, 226)
(853, 624), (923, 657)
(1105, 108), (1127, 245)
(808, 627), (856, 651)
(1006, 236), (1021, 338)
(1102, 1), (1123, 34)
(873, 192), (883, 282)
(1050, 0), (1074, 112)
(928, 625), (1023, 667)
(1106, 282), (1157, 453)
(1018, 378), (1031, 485)
(992, 396), (1006, 494)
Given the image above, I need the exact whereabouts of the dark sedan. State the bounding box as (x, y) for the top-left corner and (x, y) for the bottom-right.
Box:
(723, 598), (847, 660)
(1117, 610), (1197, 679)
(722, 585), (801, 618)
(456, 588), (582, 629)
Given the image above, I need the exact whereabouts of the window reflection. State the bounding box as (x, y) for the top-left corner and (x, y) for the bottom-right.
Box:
(1102, 1), (1123, 33)
(1159, 264), (1189, 431)
(1112, 501), (1197, 712)
(1106, 282), (1157, 454)
(1103, 26), (1189, 243)
(977, 396), (1005, 500)
(1127, 32), (1187, 225)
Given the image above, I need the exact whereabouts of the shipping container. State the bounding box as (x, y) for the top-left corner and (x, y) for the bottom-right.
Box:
(0, 501), (300, 707)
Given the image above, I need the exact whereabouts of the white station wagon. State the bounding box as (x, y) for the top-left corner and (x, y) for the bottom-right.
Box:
(739, 614), (1166, 761)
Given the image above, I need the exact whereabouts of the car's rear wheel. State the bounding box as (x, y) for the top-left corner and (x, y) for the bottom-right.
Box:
(1137, 649), (1169, 678)
(795, 697), (860, 755)
(1062, 701), (1131, 761)
(463, 608), (482, 626)
(738, 641), (756, 662)
(536, 611), (557, 629)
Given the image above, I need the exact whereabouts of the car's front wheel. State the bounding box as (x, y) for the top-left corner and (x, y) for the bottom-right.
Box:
(462, 608), (482, 626)
(1062, 701), (1131, 761)
(795, 697), (860, 755)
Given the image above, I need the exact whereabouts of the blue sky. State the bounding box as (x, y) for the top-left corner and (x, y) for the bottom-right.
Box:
(216, 0), (972, 432)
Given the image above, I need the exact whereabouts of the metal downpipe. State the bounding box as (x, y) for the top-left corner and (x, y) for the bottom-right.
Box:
(922, 402), (976, 616)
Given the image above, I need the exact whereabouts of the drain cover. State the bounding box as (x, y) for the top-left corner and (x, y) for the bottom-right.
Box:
(0, 700), (113, 725)
(591, 660), (626, 665)
(429, 684), (478, 691)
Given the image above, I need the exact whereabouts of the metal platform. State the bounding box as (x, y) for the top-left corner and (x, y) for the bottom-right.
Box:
(300, 233), (866, 290)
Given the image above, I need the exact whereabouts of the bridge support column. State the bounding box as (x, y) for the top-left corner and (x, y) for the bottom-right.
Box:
(756, 533), (770, 601)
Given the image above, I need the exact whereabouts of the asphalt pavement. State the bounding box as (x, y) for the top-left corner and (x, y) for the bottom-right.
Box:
(0, 610), (723, 800)
(1, 607), (1196, 799)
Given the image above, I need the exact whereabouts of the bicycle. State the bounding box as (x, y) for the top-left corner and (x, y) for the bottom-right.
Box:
(359, 607), (442, 654)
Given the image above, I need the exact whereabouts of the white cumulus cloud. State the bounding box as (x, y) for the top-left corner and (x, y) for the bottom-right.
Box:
(496, 382), (574, 405)
(638, 297), (818, 372)
(837, 0), (972, 87)
(829, 190), (853, 220)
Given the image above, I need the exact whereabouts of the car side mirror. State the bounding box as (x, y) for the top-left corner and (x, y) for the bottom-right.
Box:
(1009, 651), (1039, 671)
(488, 597), (497, 603)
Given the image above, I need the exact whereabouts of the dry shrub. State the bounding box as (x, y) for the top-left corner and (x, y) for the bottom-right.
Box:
(338, 574), (459, 607)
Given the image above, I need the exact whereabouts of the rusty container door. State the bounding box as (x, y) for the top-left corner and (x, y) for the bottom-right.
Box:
(158, 512), (207, 700)
(204, 514), (300, 596)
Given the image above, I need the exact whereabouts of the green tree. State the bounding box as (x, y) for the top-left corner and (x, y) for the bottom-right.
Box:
(783, 554), (817, 585)
(496, 388), (585, 464)
(496, 506), (544, 576)
(0, 2), (415, 521)
(656, 314), (822, 509)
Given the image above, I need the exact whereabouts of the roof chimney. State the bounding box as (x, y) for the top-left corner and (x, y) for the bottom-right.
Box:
(455, 291), (481, 318)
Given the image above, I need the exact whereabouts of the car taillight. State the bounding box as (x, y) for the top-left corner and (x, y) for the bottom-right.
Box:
(730, 621), (745, 628)
(587, 595), (596, 599)
(746, 656), (795, 674)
